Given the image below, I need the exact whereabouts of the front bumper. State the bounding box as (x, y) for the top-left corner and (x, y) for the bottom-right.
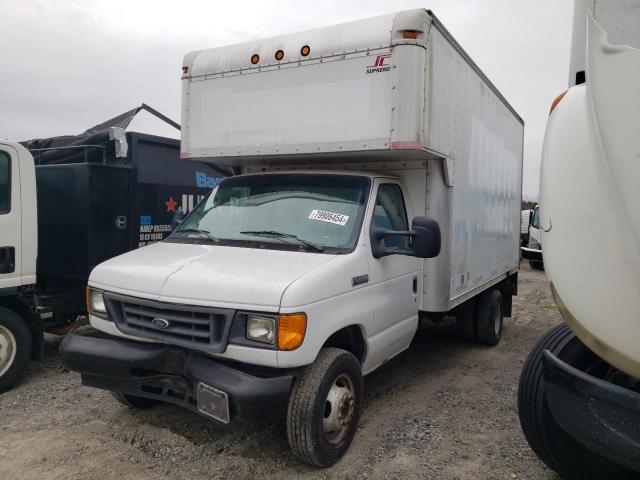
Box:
(521, 246), (542, 262)
(543, 350), (640, 472)
(60, 332), (294, 423)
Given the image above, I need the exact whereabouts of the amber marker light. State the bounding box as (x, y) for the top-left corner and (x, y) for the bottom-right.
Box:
(300, 45), (311, 56)
(277, 313), (307, 350)
(251, 54), (260, 65)
(275, 49), (285, 61)
(549, 90), (568, 115)
(402, 30), (419, 39)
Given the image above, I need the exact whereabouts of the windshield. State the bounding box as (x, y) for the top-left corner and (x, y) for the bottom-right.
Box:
(172, 173), (371, 253)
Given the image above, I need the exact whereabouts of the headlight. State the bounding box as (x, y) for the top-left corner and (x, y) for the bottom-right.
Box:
(86, 288), (107, 314)
(246, 315), (275, 344)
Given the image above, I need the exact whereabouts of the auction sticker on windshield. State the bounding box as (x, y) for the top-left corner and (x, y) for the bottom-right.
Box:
(308, 209), (349, 226)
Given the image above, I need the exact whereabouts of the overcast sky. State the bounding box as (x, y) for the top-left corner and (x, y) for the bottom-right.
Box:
(0, 0), (573, 198)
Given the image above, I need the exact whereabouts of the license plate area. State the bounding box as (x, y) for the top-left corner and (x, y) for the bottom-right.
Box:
(197, 382), (230, 424)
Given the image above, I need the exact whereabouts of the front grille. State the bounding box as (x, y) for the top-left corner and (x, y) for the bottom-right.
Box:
(105, 293), (235, 353)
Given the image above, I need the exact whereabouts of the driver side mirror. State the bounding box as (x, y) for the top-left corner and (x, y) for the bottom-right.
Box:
(171, 207), (185, 232)
(370, 216), (441, 259)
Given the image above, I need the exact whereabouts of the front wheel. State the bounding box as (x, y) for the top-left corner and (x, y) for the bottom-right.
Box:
(518, 324), (635, 479)
(287, 348), (363, 467)
(0, 307), (32, 393)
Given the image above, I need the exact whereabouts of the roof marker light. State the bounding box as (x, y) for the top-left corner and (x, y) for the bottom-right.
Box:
(300, 45), (310, 56)
(275, 50), (285, 61)
(549, 90), (568, 115)
(251, 54), (260, 65)
(401, 30), (419, 39)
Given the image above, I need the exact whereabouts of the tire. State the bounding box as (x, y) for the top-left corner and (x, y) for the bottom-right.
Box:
(287, 347), (363, 467)
(475, 289), (503, 346)
(518, 324), (635, 479)
(529, 260), (544, 270)
(0, 307), (32, 393)
(110, 391), (160, 409)
(455, 299), (476, 342)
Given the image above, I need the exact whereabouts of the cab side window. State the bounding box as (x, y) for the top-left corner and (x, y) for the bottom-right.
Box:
(371, 184), (409, 249)
(531, 207), (540, 229)
(0, 152), (10, 214)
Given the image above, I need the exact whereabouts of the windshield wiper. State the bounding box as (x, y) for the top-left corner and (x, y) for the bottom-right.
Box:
(240, 230), (325, 252)
(173, 228), (220, 243)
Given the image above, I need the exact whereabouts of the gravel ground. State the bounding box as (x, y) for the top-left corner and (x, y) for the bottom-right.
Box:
(0, 262), (560, 480)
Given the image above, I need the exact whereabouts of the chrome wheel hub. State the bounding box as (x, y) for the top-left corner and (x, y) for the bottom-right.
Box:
(323, 373), (356, 444)
(0, 325), (17, 377)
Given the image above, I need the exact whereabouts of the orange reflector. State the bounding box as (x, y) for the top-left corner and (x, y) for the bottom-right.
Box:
(300, 45), (311, 56)
(275, 49), (285, 61)
(549, 90), (568, 115)
(277, 313), (307, 351)
(181, 66), (188, 75)
(85, 286), (90, 312)
(402, 30), (419, 39)
(251, 53), (260, 65)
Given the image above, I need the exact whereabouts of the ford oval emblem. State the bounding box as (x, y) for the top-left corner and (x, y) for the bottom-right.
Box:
(152, 317), (170, 329)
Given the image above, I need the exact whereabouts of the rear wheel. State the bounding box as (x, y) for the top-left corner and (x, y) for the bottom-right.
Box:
(287, 348), (363, 467)
(0, 307), (32, 393)
(529, 260), (544, 270)
(110, 391), (160, 409)
(518, 324), (635, 479)
(476, 289), (503, 346)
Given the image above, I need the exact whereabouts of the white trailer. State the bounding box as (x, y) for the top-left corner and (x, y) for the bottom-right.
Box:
(61, 9), (523, 466)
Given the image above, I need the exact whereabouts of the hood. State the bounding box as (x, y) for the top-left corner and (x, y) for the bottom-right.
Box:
(89, 241), (338, 309)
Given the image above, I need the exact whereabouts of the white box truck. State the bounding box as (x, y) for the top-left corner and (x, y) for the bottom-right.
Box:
(61, 9), (524, 466)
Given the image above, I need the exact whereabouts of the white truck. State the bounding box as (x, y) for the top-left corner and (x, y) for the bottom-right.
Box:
(518, 1), (640, 478)
(521, 204), (543, 269)
(60, 9), (523, 466)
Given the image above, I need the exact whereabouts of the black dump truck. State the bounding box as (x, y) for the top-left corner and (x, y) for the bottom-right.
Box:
(0, 105), (230, 391)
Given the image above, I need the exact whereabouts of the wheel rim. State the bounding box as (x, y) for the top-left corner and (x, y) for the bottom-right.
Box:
(493, 304), (502, 336)
(322, 373), (356, 445)
(0, 325), (17, 377)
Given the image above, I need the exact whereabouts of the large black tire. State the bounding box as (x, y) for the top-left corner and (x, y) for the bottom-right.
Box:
(476, 289), (503, 346)
(455, 298), (477, 342)
(0, 307), (32, 393)
(287, 347), (363, 467)
(518, 324), (635, 479)
(110, 391), (160, 409)
(529, 260), (544, 270)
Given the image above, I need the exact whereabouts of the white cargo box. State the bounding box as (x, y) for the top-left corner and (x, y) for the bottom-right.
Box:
(181, 9), (524, 312)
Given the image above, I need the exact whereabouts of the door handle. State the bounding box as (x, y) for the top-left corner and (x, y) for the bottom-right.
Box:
(412, 276), (418, 294)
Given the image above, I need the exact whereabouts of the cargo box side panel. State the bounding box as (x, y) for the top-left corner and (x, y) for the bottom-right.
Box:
(423, 26), (524, 310)
(35, 165), (91, 282)
(87, 166), (132, 277)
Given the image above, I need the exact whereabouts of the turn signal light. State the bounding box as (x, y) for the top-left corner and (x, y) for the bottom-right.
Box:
(549, 90), (568, 115)
(277, 313), (307, 350)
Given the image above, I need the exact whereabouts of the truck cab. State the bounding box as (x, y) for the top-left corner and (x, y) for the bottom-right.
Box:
(0, 141), (41, 392)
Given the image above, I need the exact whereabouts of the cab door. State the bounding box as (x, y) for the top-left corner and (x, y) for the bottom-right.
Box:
(0, 145), (20, 289)
(363, 179), (422, 371)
